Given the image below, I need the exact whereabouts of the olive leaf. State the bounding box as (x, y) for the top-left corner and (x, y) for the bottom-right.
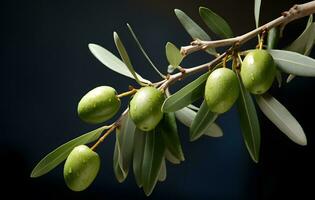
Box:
(254, 0), (262, 28)
(174, 9), (217, 55)
(275, 70), (282, 88)
(255, 94), (307, 146)
(175, 107), (223, 137)
(160, 112), (185, 162)
(236, 72), (261, 163)
(165, 42), (184, 70)
(113, 139), (127, 182)
(30, 126), (109, 178)
(113, 112), (136, 182)
(267, 27), (280, 50)
(190, 101), (218, 141)
(284, 15), (315, 82)
(127, 23), (165, 78)
(133, 129), (147, 187)
(88, 44), (150, 84)
(285, 15), (314, 55)
(165, 149), (180, 164)
(141, 130), (165, 196)
(199, 7), (233, 38)
(113, 32), (144, 86)
(162, 71), (210, 112)
(268, 49), (315, 76)
(158, 159), (167, 182)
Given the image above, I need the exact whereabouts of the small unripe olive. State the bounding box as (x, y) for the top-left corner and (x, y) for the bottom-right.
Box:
(64, 145), (100, 192)
(205, 68), (239, 113)
(241, 50), (276, 94)
(78, 86), (120, 124)
(129, 87), (164, 131)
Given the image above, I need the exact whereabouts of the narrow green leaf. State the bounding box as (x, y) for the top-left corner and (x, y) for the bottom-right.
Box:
(133, 129), (147, 187)
(255, 94), (307, 146)
(113, 112), (136, 182)
(286, 74), (295, 83)
(203, 123), (223, 137)
(276, 70), (282, 87)
(199, 7), (233, 38)
(165, 149), (180, 164)
(113, 139), (127, 182)
(88, 43), (150, 83)
(175, 107), (223, 137)
(187, 104), (199, 111)
(141, 130), (165, 196)
(158, 158), (167, 182)
(189, 101), (218, 141)
(286, 15), (314, 55)
(174, 9), (217, 55)
(30, 126), (108, 178)
(254, 0), (262, 28)
(236, 72), (261, 163)
(127, 23), (165, 78)
(166, 42), (184, 68)
(268, 49), (315, 76)
(162, 71), (210, 112)
(267, 27), (280, 49)
(113, 32), (143, 86)
(160, 113), (185, 161)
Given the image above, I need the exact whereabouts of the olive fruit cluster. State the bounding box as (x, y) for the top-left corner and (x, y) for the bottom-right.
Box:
(204, 49), (276, 113)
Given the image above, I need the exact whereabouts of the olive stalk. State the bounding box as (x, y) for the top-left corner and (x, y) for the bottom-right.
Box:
(181, 1), (315, 56)
(90, 124), (116, 151)
(117, 88), (137, 98)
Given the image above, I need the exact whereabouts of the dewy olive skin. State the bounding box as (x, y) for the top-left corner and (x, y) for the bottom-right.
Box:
(64, 145), (100, 192)
(205, 68), (239, 113)
(129, 87), (165, 131)
(241, 50), (276, 94)
(77, 86), (121, 124)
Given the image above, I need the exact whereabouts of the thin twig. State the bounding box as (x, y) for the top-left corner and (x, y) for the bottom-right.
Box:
(181, 1), (315, 56)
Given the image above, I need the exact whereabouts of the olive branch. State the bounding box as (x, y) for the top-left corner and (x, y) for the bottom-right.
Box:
(31, 0), (315, 196)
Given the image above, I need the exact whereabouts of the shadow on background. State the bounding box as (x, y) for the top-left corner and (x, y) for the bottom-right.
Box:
(0, 0), (314, 199)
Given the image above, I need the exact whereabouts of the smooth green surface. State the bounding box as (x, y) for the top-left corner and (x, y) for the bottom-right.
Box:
(141, 130), (165, 196)
(174, 9), (217, 55)
(78, 86), (120, 124)
(113, 32), (143, 85)
(30, 126), (107, 178)
(241, 50), (276, 94)
(162, 71), (210, 112)
(256, 94), (307, 146)
(236, 72), (261, 163)
(160, 113), (184, 161)
(158, 159), (167, 182)
(267, 27), (280, 49)
(113, 112), (136, 182)
(130, 87), (164, 131)
(175, 107), (223, 137)
(165, 42), (183, 67)
(64, 145), (100, 192)
(190, 101), (218, 141)
(268, 49), (315, 76)
(199, 7), (233, 38)
(88, 43), (150, 83)
(205, 68), (239, 113)
(133, 129), (147, 187)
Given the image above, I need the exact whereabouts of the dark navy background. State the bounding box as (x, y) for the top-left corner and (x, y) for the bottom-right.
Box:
(1, 0), (314, 199)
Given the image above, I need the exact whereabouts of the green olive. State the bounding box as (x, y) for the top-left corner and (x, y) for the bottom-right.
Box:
(129, 87), (164, 131)
(204, 68), (239, 113)
(78, 86), (121, 124)
(241, 49), (276, 94)
(63, 145), (100, 192)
